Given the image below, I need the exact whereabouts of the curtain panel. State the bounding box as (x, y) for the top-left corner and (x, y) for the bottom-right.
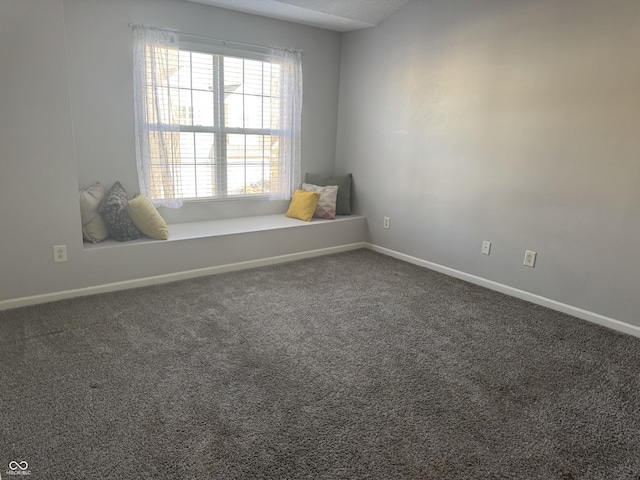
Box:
(132, 24), (183, 208)
(269, 48), (303, 201)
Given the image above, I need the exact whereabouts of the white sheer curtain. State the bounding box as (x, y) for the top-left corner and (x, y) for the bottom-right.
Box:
(132, 24), (183, 208)
(269, 48), (303, 201)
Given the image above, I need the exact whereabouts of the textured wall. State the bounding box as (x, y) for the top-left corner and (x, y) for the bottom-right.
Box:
(336, 0), (640, 326)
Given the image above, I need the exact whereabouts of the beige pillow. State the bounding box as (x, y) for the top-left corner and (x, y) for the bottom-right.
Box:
(302, 183), (338, 219)
(127, 194), (169, 240)
(79, 182), (109, 243)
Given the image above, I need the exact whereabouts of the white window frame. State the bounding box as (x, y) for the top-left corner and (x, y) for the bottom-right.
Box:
(133, 25), (302, 208)
(176, 41), (276, 200)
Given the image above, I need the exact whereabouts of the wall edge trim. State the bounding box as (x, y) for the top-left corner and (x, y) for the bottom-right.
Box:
(366, 243), (640, 339)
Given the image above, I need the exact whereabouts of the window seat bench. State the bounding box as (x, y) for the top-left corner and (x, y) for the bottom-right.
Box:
(3, 214), (367, 310)
(83, 213), (367, 249)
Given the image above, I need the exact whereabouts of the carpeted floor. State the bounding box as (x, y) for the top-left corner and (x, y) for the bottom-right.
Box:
(1, 249), (640, 479)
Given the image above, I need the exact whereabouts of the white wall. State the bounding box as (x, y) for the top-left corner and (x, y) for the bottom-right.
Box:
(0, 0), (82, 302)
(336, 0), (640, 327)
(0, 0), (344, 302)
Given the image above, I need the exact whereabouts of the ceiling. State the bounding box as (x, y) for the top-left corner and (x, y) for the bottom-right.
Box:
(184, 0), (413, 32)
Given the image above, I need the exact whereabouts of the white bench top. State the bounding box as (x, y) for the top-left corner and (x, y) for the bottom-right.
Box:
(84, 214), (365, 249)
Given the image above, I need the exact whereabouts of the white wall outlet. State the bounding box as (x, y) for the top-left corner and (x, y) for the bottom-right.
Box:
(54, 244), (67, 263)
(383, 216), (390, 229)
(481, 241), (491, 255)
(524, 250), (536, 267)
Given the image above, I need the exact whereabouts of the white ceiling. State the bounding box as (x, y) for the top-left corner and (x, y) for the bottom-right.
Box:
(184, 0), (413, 32)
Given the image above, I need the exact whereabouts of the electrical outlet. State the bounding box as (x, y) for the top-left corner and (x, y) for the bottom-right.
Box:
(383, 217), (390, 229)
(54, 245), (67, 263)
(481, 241), (491, 255)
(524, 250), (536, 268)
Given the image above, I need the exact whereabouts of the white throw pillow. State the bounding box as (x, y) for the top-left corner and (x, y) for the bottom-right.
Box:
(79, 182), (109, 243)
(301, 183), (338, 219)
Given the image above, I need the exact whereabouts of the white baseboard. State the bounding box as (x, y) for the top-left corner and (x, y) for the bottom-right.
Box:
(4, 241), (637, 339)
(0, 242), (367, 311)
(366, 243), (640, 339)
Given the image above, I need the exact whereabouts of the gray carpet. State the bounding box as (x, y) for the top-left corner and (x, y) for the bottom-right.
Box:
(1, 249), (640, 479)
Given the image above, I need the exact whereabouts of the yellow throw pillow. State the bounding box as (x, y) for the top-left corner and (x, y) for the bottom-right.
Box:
(127, 194), (169, 240)
(285, 189), (321, 222)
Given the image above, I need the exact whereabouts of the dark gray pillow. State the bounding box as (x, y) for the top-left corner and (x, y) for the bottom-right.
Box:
(98, 181), (140, 242)
(304, 173), (352, 215)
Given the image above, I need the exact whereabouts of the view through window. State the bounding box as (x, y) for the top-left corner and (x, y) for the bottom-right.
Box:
(153, 48), (281, 199)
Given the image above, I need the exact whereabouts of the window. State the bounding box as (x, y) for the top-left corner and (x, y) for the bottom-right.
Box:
(133, 26), (302, 208)
(172, 50), (279, 198)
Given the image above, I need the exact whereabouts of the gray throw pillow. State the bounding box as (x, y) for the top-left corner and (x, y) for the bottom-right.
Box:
(304, 173), (352, 215)
(98, 181), (140, 242)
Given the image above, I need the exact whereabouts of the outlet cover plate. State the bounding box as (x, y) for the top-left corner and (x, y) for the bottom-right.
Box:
(524, 250), (536, 267)
(54, 245), (67, 263)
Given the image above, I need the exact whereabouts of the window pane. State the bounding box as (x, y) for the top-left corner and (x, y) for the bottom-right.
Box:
(224, 134), (274, 195)
(262, 96), (272, 130)
(224, 57), (243, 90)
(227, 165), (246, 195)
(227, 133), (245, 194)
(246, 135), (267, 194)
(195, 164), (215, 197)
(177, 89), (193, 125)
(177, 165), (195, 198)
(225, 93), (244, 128)
(194, 133), (215, 165)
(262, 65), (273, 95)
(244, 94), (263, 129)
(248, 135), (278, 193)
(268, 96), (280, 130)
(192, 90), (214, 127)
(178, 132), (195, 165)
(177, 51), (192, 89)
(227, 133), (245, 158)
(191, 52), (213, 91)
(223, 57), (270, 130)
(243, 59), (263, 96)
